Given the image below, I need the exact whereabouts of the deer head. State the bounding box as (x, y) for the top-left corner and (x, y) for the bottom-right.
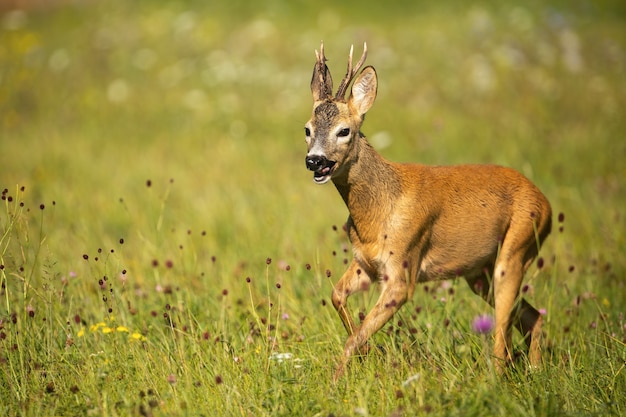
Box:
(305, 42), (377, 184)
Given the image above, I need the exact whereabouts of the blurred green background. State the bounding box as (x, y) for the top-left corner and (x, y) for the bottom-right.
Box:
(2, 1), (624, 264)
(1, 0), (625, 415)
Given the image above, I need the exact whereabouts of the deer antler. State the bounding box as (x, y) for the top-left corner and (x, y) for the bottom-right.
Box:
(311, 41), (333, 101)
(334, 42), (368, 101)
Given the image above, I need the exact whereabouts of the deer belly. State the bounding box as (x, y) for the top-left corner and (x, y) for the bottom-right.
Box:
(418, 239), (499, 281)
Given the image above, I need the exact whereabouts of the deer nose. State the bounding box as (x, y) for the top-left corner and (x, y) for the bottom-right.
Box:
(305, 154), (327, 172)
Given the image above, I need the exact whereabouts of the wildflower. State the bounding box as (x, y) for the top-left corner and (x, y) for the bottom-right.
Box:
(90, 322), (106, 332)
(131, 332), (146, 342)
(472, 314), (494, 334)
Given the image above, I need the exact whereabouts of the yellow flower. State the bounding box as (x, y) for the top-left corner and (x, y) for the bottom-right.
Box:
(602, 298), (610, 307)
(77, 328), (85, 337)
(102, 327), (114, 334)
(131, 332), (146, 342)
(90, 322), (106, 332)
(116, 326), (130, 333)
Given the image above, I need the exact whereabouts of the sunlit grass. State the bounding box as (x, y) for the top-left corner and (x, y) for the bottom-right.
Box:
(1, 1), (625, 415)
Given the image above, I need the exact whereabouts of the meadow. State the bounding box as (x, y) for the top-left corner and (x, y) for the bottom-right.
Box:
(1, 0), (625, 415)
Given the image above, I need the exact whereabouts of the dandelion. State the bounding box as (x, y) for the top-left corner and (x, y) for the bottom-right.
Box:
(472, 314), (494, 334)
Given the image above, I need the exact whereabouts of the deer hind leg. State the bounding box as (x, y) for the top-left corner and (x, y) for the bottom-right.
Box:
(492, 214), (547, 371)
(466, 230), (545, 370)
(466, 273), (543, 369)
(512, 298), (543, 367)
(491, 258), (524, 370)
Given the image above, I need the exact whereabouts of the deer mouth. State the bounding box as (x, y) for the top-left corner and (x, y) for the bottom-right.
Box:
(312, 161), (336, 184)
(305, 155), (337, 184)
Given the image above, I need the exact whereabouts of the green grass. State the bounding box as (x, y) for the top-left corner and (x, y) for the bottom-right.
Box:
(1, 1), (625, 415)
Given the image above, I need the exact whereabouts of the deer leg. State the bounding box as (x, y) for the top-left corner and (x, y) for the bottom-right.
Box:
(491, 211), (549, 372)
(465, 275), (543, 369)
(331, 259), (374, 337)
(492, 260), (523, 370)
(511, 298), (543, 367)
(334, 273), (408, 381)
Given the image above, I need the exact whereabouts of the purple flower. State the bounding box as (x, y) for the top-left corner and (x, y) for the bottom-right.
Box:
(472, 314), (494, 335)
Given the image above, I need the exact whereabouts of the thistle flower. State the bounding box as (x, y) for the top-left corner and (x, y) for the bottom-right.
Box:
(472, 314), (494, 334)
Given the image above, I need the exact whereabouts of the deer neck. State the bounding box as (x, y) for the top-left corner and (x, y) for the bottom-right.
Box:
(333, 136), (401, 237)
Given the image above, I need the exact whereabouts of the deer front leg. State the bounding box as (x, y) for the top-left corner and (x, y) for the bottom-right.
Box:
(334, 273), (408, 381)
(331, 259), (373, 337)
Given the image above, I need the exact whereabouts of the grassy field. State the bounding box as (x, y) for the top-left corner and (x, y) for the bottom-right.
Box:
(1, 0), (625, 415)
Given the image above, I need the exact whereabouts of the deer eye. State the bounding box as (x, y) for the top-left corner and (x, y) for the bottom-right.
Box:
(304, 127), (311, 137)
(337, 128), (350, 137)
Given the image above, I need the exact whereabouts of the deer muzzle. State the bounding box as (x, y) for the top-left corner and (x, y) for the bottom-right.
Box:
(305, 154), (336, 184)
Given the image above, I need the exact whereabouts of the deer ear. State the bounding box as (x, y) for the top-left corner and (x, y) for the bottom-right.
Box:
(349, 66), (377, 116)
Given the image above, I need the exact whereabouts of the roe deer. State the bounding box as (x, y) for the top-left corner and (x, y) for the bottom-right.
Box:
(304, 42), (552, 380)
